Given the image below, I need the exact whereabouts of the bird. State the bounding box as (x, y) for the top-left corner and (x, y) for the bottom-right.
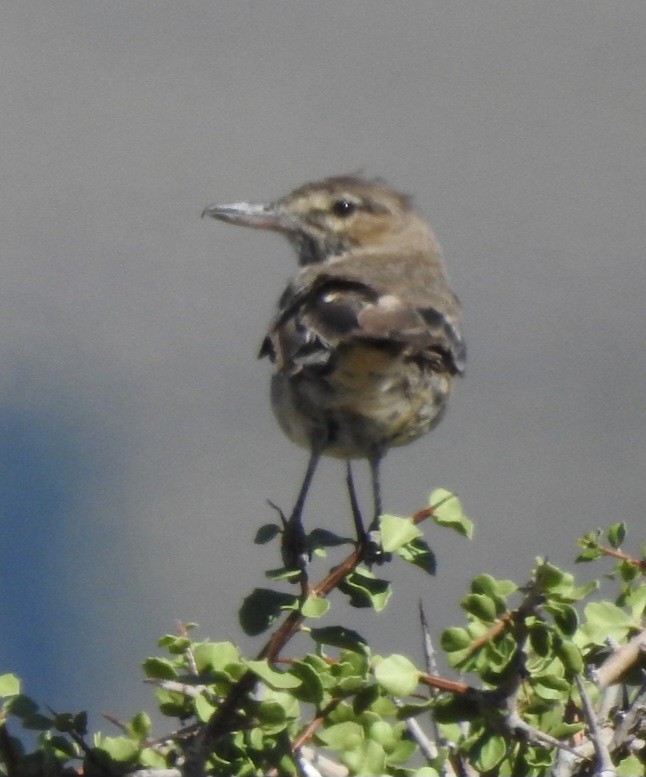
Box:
(202, 175), (465, 569)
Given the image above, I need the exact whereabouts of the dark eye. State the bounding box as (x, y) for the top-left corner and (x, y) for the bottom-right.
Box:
(331, 199), (357, 218)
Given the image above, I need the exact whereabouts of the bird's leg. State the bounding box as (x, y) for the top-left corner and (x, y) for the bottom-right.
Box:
(346, 462), (366, 542)
(282, 449), (321, 577)
(368, 453), (383, 533)
(364, 453), (389, 563)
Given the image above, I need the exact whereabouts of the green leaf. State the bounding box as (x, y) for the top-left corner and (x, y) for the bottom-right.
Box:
(607, 521), (626, 549)
(310, 626), (369, 654)
(524, 745), (553, 771)
(49, 735), (79, 759)
(471, 574), (516, 598)
(247, 725), (264, 750)
(533, 674), (571, 701)
(0, 674), (20, 697)
(194, 693), (217, 723)
(274, 752), (299, 777)
(158, 634), (192, 654)
(142, 656), (178, 680)
(548, 721), (584, 739)
(255, 523), (281, 544)
(528, 621), (551, 656)
(373, 654), (419, 696)
(386, 736), (417, 765)
(535, 560), (565, 589)
(441, 626), (475, 668)
(429, 489), (473, 538)
(441, 626), (472, 652)
(461, 593), (498, 623)
(301, 595), (330, 619)
(470, 732), (507, 773)
(265, 566), (302, 581)
(317, 720), (363, 750)
(129, 711), (151, 740)
(577, 529), (602, 548)
(96, 736), (139, 762)
(245, 659), (302, 690)
(352, 684), (380, 715)
(555, 640), (583, 674)
(289, 659), (325, 704)
(193, 641), (240, 673)
(544, 602), (579, 636)
(6, 694), (46, 722)
(330, 667), (368, 697)
(263, 688), (300, 721)
(582, 601), (634, 644)
(395, 536), (436, 575)
(617, 559), (639, 583)
(576, 547), (602, 562)
(155, 688), (190, 719)
(395, 698), (434, 719)
(616, 754), (644, 776)
(53, 712), (76, 733)
(194, 695), (217, 724)
(338, 567), (391, 611)
(256, 700), (288, 733)
(379, 513), (422, 552)
(20, 712), (55, 731)
(343, 739), (386, 775)
(566, 580), (599, 601)
(626, 583), (646, 620)
(239, 588), (298, 635)
(139, 748), (169, 769)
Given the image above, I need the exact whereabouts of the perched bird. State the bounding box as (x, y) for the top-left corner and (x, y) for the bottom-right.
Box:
(202, 176), (465, 566)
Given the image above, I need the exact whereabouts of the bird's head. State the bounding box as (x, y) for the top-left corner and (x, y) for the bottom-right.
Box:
(202, 176), (436, 265)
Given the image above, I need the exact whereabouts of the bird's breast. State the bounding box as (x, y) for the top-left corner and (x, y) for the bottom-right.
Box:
(270, 342), (452, 459)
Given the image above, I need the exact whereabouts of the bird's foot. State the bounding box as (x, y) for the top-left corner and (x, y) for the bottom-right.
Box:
(359, 521), (392, 567)
(280, 513), (311, 585)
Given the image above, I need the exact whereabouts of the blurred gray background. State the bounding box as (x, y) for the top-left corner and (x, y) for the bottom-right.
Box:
(1, 2), (645, 730)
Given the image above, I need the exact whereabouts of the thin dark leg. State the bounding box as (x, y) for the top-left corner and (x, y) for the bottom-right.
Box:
(354, 453), (387, 564)
(346, 462), (366, 541)
(282, 449), (321, 573)
(289, 449), (321, 527)
(368, 454), (383, 532)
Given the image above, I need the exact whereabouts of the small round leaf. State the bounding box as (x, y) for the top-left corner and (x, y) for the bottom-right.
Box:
(374, 654), (419, 696)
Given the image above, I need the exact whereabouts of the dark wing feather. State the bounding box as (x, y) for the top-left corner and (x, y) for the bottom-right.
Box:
(419, 303), (466, 374)
(260, 274), (465, 376)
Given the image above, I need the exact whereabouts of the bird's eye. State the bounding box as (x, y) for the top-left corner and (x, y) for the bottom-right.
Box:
(331, 199), (357, 218)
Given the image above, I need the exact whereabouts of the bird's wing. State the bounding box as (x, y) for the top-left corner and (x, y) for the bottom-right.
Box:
(260, 272), (465, 376)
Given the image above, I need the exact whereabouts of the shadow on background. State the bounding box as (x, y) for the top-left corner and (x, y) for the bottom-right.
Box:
(0, 372), (131, 714)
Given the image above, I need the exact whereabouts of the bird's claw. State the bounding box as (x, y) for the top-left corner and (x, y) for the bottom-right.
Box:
(280, 516), (311, 583)
(358, 528), (391, 566)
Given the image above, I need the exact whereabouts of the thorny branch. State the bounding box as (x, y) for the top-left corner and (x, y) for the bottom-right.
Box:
(595, 544), (646, 574)
(574, 674), (616, 777)
(120, 548), (646, 777)
(593, 627), (646, 689)
(183, 503), (442, 775)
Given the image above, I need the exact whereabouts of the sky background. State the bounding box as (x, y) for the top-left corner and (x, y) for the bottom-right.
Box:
(1, 2), (645, 734)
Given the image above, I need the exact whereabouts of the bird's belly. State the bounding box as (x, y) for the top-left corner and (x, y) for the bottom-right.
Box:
(270, 344), (451, 459)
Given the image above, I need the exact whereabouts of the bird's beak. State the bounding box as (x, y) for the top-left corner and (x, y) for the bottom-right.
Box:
(201, 200), (295, 232)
